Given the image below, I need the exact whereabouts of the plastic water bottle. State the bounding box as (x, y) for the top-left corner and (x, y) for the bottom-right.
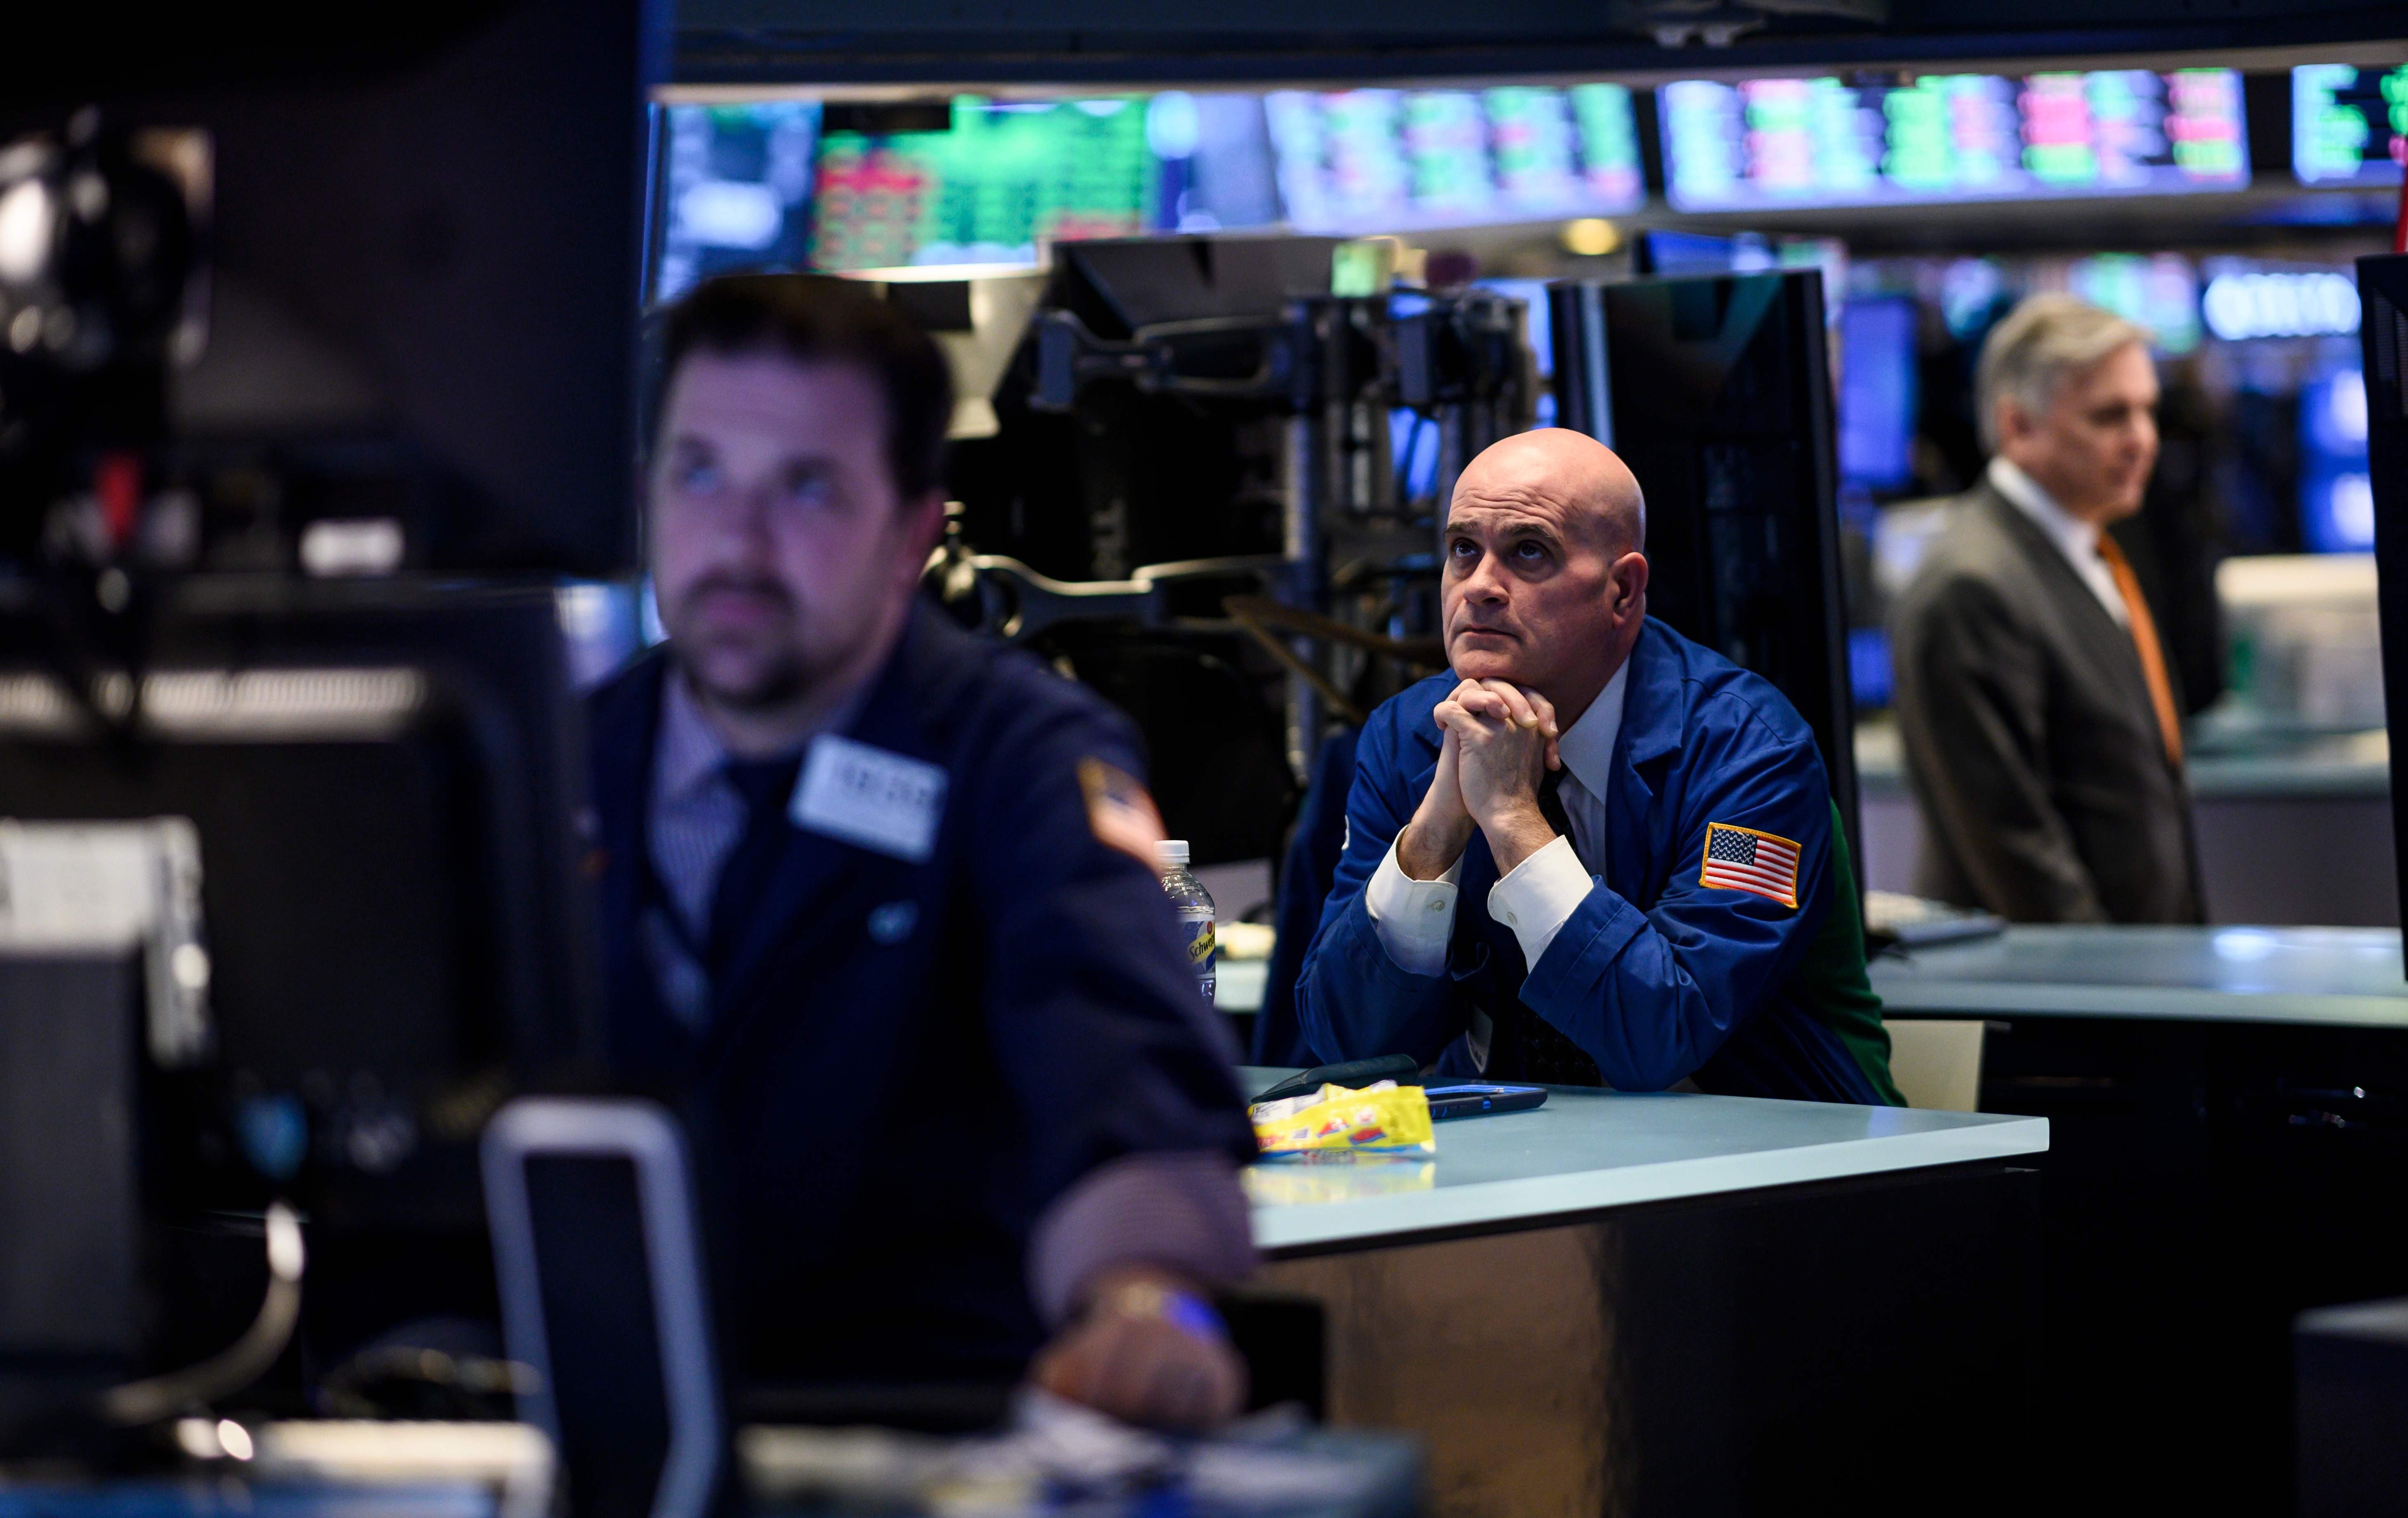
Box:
(1156, 839), (1217, 1006)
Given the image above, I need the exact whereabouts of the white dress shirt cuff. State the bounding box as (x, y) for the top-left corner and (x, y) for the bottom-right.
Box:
(1365, 840), (1461, 977)
(1486, 835), (1594, 969)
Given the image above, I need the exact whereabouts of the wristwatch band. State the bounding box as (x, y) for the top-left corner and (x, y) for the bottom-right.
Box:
(1096, 1278), (1227, 1343)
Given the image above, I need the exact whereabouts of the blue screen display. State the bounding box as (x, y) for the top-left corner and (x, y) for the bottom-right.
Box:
(1391, 408), (1442, 503)
(1837, 298), (1920, 493)
(1473, 278), (1556, 380)
(2299, 362), (2373, 553)
(1848, 627), (1895, 709)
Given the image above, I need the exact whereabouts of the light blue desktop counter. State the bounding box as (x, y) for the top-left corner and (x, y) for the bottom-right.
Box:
(1235, 1068), (2046, 1516)
(1237, 1067), (2046, 1254)
(1869, 923), (2408, 1027)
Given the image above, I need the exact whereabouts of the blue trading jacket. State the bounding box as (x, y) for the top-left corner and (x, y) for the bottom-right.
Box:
(1295, 617), (1882, 1103)
(587, 602), (1257, 1386)
(1252, 725), (1359, 1067)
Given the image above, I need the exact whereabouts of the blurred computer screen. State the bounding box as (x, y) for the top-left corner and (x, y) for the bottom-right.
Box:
(1, 0), (657, 577)
(2291, 64), (2408, 187)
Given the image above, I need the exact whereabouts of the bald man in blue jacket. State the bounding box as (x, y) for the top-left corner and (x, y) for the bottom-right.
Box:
(1295, 429), (1899, 1103)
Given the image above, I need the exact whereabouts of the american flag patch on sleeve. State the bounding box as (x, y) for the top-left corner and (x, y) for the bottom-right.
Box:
(1698, 823), (1801, 908)
(1078, 757), (1166, 869)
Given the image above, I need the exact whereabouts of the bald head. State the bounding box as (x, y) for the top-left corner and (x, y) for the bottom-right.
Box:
(1452, 429), (1645, 558)
(1441, 428), (1652, 725)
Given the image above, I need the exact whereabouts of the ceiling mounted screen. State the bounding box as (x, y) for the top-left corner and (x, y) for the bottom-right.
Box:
(1660, 69), (2247, 213)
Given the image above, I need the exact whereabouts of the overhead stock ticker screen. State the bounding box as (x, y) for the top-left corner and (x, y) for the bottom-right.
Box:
(1265, 84), (1645, 234)
(2293, 64), (2408, 187)
(1660, 69), (2248, 212)
(807, 97), (1165, 272)
(761, 85), (1641, 273)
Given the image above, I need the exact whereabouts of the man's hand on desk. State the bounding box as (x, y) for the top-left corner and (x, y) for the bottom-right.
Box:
(1400, 679), (1561, 879)
(1029, 1266), (1246, 1431)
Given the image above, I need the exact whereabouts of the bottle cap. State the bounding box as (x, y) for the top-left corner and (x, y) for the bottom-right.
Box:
(1155, 839), (1190, 869)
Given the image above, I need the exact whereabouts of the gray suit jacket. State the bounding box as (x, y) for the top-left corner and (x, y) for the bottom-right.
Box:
(1888, 483), (2203, 924)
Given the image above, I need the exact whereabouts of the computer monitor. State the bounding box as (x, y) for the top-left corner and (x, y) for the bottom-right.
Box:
(1659, 69), (2248, 213)
(2355, 253), (2408, 973)
(1549, 269), (1860, 866)
(809, 96), (1157, 272)
(0, 579), (602, 1221)
(808, 93), (1289, 276)
(651, 102), (824, 304)
(2293, 65), (2408, 187)
(1265, 83), (1644, 234)
(0, 576), (605, 1419)
(0, 0), (657, 577)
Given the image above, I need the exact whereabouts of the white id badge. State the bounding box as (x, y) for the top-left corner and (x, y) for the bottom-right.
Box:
(790, 735), (948, 863)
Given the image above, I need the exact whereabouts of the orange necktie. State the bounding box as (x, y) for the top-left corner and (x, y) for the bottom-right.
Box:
(2095, 534), (2184, 768)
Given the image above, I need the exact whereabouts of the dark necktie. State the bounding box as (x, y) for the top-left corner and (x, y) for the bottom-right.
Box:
(1537, 766), (1576, 854)
(1501, 767), (1604, 1087)
(704, 754), (805, 983)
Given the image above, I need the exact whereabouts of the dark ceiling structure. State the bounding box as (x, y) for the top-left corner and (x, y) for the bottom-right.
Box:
(672, 0), (2406, 87)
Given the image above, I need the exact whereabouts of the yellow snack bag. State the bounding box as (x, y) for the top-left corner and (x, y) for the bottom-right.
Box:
(1250, 1080), (1436, 1156)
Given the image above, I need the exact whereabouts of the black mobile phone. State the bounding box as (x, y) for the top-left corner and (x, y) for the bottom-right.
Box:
(1251, 1054), (1424, 1106)
(1421, 1083), (1549, 1121)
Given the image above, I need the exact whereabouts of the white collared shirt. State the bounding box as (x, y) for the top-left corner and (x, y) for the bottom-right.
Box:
(1986, 456), (2128, 627)
(1364, 659), (1633, 984)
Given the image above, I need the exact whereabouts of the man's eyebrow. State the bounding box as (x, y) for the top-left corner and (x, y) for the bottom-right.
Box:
(1500, 519), (1564, 547)
(770, 452), (849, 487)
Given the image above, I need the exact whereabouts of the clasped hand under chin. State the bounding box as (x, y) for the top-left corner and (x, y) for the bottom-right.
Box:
(1397, 678), (1566, 881)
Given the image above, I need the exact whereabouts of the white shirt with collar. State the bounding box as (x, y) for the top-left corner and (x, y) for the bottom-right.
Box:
(1986, 456), (2128, 628)
(1364, 658), (1632, 982)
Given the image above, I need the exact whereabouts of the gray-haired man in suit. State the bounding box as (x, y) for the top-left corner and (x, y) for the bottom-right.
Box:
(1890, 294), (2203, 924)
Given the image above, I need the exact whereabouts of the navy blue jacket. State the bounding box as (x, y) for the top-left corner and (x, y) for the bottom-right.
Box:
(588, 603), (1257, 1384)
(1295, 618), (1882, 1103)
(1251, 726), (1358, 1067)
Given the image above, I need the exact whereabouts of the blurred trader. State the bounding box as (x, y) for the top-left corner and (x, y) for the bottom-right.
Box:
(1890, 295), (2202, 923)
(587, 276), (1257, 1427)
(1296, 429), (1900, 1103)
